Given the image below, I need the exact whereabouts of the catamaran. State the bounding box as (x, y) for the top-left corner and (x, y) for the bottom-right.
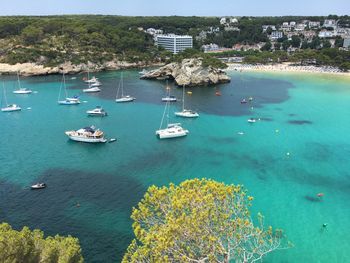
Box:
(156, 100), (189, 139)
(175, 85), (199, 118)
(13, 72), (32, 94)
(65, 126), (107, 143)
(1, 83), (21, 112)
(115, 72), (135, 103)
(58, 73), (80, 105)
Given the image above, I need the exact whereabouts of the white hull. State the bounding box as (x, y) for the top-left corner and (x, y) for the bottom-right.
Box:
(66, 134), (107, 143)
(162, 97), (177, 102)
(175, 110), (199, 118)
(115, 96), (135, 103)
(156, 125), (189, 139)
(13, 90), (32, 94)
(1, 107), (21, 112)
(83, 87), (101, 93)
(58, 100), (80, 105)
(90, 82), (102, 87)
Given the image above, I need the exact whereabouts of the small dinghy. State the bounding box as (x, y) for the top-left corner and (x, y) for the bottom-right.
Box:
(109, 138), (117, 143)
(31, 183), (46, 190)
(247, 118), (256, 123)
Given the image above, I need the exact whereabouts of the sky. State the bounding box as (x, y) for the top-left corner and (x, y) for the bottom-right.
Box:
(0, 0), (349, 16)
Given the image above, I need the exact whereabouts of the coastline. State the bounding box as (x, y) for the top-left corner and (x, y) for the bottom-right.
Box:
(0, 61), (164, 77)
(226, 62), (350, 77)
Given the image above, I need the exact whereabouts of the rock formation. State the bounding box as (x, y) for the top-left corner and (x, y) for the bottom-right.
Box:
(140, 58), (230, 86)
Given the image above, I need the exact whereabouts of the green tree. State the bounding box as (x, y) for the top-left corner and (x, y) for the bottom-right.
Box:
(0, 223), (83, 263)
(261, 40), (272, 51)
(21, 25), (44, 45)
(123, 179), (290, 263)
(291, 35), (301, 48)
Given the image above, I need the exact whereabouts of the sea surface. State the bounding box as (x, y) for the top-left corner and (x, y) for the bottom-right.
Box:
(0, 69), (349, 262)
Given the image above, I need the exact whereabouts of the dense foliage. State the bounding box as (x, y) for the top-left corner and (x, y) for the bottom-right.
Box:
(123, 178), (290, 262)
(0, 222), (83, 263)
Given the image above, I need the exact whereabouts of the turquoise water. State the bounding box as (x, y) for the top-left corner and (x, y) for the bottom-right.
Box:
(1, 70), (350, 262)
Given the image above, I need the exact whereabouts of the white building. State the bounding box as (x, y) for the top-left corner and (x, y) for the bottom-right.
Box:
(262, 25), (276, 32)
(323, 19), (337, 29)
(309, 21), (321, 28)
(146, 28), (163, 36)
(344, 38), (350, 48)
(220, 18), (227, 25)
(156, 34), (193, 54)
(202, 43), (219, 53)
(318, 30), (334, 38)
(270, 31), (283, 40)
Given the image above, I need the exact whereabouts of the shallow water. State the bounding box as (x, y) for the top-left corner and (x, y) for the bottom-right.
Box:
(1, 70), (349, 262)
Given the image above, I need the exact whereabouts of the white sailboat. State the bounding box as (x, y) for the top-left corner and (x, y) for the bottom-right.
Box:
(1, 82), (21, 112)
(175, 85), (199, 118)
(156, 100), (189, 139)
(161, 81), (177, 102)
(13, 72), (32, 94)
(115, 72), (135, 103)
(57, 73), (80, 105)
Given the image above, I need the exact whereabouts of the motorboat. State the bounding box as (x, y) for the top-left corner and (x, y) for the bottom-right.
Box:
(83, 86), (101, 93)
(215, 91), (221, 96)
(162, 95), (177, 102)
(31, 183), (46, 190)
(1, 104), (21, 112)
(241, 99), (247, 104)
(65, 126), (107, 143)
(175, 85), (199, 118)
(115, 72), (135, 103)
(247, 118), (256, 123)
(84, 76), (99, 84)
(13, 88), (32, 94)
(86, 106), (107, 116)
(90, 81), (102, 87)
(156, 123), (189, 139)
(58, 97), (80, 105)
(116, 95), (135, 103)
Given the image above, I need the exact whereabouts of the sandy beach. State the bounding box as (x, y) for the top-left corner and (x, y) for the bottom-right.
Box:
(226, 62), (350, 77)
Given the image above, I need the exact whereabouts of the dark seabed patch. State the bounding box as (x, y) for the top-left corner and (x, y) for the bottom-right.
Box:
(303, 143), (333, 162)
(0, 169), (146, 263)
(288, 113), (297, 117)
(304, 195), (323, 202)
(207, 136), (237, 144)
(288, 120), (313, 125)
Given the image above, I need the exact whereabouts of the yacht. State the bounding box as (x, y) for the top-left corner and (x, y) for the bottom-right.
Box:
(248, 118), (256, 123)
(162, 95), (177, 102)
(31, 183), (46, 190)
(83, 86), (101, 93)
(156, 123), (189, 139)
(1, 104), (21, 112)
(13, 72), (32, 94)
(156, 101), (189, 139)
(90, 81), (102, 87)
(84, 76), (99, 84)
(86, 106), (107, 117)
(13, 88), (32, 94)
(175, 85), (199, 118)
(58, 97), (81, 105)
(65, 126), (107, 143)
(115, 72), (135, 103)
(57, 73), (81, 105)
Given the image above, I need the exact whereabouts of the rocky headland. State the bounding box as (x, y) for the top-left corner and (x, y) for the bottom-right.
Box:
(0, 61), (160, 77)
(140, 58), (231, 87)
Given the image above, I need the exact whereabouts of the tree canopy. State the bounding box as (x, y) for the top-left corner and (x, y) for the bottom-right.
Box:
(123, 178), (290, 263)
(0, 222), (83, 263)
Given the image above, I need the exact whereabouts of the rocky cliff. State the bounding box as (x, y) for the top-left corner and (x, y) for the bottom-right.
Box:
(0, 61), (159, 76)
(140, 58), (230, 86)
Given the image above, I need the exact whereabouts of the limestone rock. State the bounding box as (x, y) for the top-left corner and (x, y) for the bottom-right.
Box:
(140, 58), (230, 87)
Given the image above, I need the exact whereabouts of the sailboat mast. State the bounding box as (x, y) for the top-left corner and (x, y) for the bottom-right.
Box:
(17, 71), (22, 90)
(182, 85), (185, 111)
(63, 72), (68, 98)
(2, 82), (8, 106)
(159, 101), (169, 129)
(121, 72), (124, 97)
